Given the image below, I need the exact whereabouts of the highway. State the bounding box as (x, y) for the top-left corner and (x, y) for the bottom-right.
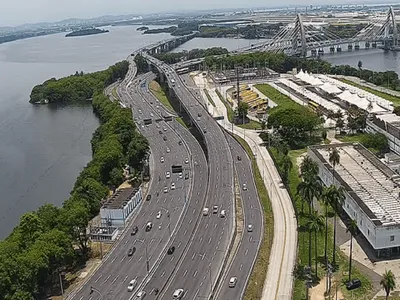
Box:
(69, 68), (207, 300)
(144, 54), (235, 300)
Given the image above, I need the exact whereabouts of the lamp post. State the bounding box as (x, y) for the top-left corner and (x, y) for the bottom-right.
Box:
(198, 253), (213, 299)
(58, 271), (66, 297)
(304, 266), (312, 300)
(135, 239), (150, 273)
(90, 286), (103, 299)
(159, 206), (171, 237)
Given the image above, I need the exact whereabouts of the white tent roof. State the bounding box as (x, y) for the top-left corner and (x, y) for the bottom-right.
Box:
(319, 82), (342, 94)
(338, 91), (387, 113)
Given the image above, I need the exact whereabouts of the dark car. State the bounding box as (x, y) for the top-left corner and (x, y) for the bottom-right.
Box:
(163, 136), (167, 141)
(237, 156), (241, 161)
(167, 246), (175, 255)
(159, 130), (163, 134)
(131, 226), (138, 236)
(146, 194), (151, 201)
(127, 247), (136, 256)
(178, 140), (183, 146)
(346, 279), (361, 290)
(185, 173), (189, 180)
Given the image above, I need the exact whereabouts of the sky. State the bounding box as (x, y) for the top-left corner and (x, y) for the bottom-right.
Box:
(0, 0), (391, 27)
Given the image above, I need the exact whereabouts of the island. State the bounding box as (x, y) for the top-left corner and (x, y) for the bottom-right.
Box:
(137, 26), (149, 31)
(65, 28), (109, 37)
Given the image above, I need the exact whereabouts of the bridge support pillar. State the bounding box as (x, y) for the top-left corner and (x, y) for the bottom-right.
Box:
(355, 42), (360, 50)
(365, 41), (370, 49)
(348, 44), (353, 51)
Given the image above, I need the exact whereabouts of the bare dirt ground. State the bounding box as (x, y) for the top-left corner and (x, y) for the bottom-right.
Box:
(310, 277), (344, 300)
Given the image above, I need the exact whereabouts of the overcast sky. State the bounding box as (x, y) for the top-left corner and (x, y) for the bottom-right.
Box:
(0, 0), (388, 27)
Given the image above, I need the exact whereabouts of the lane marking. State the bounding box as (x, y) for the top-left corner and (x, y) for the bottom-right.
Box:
(95, 275), (102, 283)
(183, 269), (188, 277)
(112, 275), (119, 284)
(104, 274), (111, 283)
(193, 270), (198, 277)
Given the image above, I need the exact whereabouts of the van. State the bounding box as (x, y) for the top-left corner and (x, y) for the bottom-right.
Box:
(203, 207), (209, 216)
(173, 289), (184, 299)
(127, 279), (137, 292)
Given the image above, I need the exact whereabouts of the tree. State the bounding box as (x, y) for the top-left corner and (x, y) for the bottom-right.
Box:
(237, 101), (249, 122)
(261, 120), (266, 132)
(321, 187), (332, 265)
(329, 147), (340, 184)
(307, 211), (324, 276)
(358, 60), (363, 80)
(300, 155), (319, 180)
(17, 212), (44, 248)
(347, 219), (358, 282)
(381, 269), (396, 300)
(280, 154), (293, 184)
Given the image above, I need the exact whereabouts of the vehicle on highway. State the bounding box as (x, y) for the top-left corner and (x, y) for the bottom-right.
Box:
(243, 183), (248, 191)
(203, 207), (209, 216)
(178, 172), (183, 179)
(138, 109), (142, 114)
(171, 183), (176, 190)
(159, 130), (163, 134)
(128, 279), (138, 292)
(279, 181), (285, 188)
(146, 195), (151, 201)
(178, 140), (182, 145)
(167, 246), (175, 255)
(237, 155), (242, 161)
(166, 147), (170, 153)
(131, 226), (139, 235)
(185, 173), (189, 180)
(150, 113), (154, 117)
(160, 157), (165, 163)
(136, 290), (146, 299)
(203, 128), (207, 133)
(220, 210), (226, 218)
(163, 127), (167, 132)
(166, 171), (171, 179)
(146, 222), (153, 232)
(247, 224), (253, 232)
(198, 112), (202, 117)
(156, 211), (162, 219)
(185, 158), (189, 164)
(213, 205), (218, 214)
(229, 277), (237, 288)
(128, 247), (136, 256)
(163, 136), (167, 141)
(173, 289), (184, 299)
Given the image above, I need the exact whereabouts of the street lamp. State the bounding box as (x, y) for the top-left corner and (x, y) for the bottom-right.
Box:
(198, 253), (213, 299)
(90, 286), (103, 299)
(304, 266), (312, 300)
(135, 239), (150, 273)
(58, 271), (66, 297)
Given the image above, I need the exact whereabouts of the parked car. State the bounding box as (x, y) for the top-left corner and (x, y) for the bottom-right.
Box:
(146, 195), (151, 201)
(346, 279), (361, 290)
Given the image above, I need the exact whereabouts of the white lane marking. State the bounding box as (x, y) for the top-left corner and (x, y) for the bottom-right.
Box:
(120, 257), (125, 262)
(124, 240), (128, 245)
(214, 223), (217, 228)
(240, 264), (243, 271)
(170, 256), (175, 262)
(184, 229), (187, 235)
(200, 281), (204, 287)
(192, 208), (196, 214)
(199, 236), (203, 243)
(177, 241), (182, 248)
(79, 297), (84, 300)
(104, 274), (111, 283)
(138, 256), (143, 262)
(161, 270), (166, 278)
(205, 223), (209, 229)
(208, 237), (212, 244)
(111, 257), (116, 263)
(189, 219), (192, 224)
(192, 252), (196, 260)
(129, 257), (133, 262)
(183, 269), (188, 277)
(245, 249), (249, 256)
(95, 275), (102, 283)
(123, 275), (128, 283)
(112, 275), (119, 284)
(88, 297), (93, 300)
(193, 270), (198, 277)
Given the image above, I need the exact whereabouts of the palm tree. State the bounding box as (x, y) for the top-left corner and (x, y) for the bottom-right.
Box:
(321, 186), (331, 264)
(347, 219), (358, 281)
(300, 155), (319, 179)
(328, 185), (345, 267)
(261, 120), (266, 132)
(281, 154), (293, 184)
(307, 211), (325, 276)
(329, 148), (340, 185)
(381, 269), (396, 300)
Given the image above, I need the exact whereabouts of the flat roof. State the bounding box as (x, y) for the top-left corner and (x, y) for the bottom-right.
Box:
(375, 113), (400, 129)
(310, 143), (400, 227)
(102, 188), (139, 209)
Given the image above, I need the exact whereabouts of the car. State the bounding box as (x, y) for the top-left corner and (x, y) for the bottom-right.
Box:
(167, 246), (175, 255)
(163, 128), (167, 132)
(237, 155), (242, 161)
(247, 224), (253, 232)
(138, 109), (142, 114)
(128, 247), (136, 256)
(229, 277), (237, 288)
(172, 289), (184, 299)
(198, 112), (202, 117)
(156, 124), (160, 128)
(220, 210), (226, 218)
(178, 140), (183, 145)
(242, 184), (247, 191)
(156, 211), (162, 219)
(212, 205), (218, 214)
(185, 173), (189, 180)
(159, 130), (163, 134)
(171, 183), (176, 190)
(163, 136), (167, 141)
(146, 222), (153, 232)
(127, 279), (137, 292)
(178, 172), (183, 179)
(131, 226), (139, 235)
(278, 181), (285, 188)
(160, 157), (164, 163)
(164, 187), (168, 193)
(203, 128), (207, 133)
(185, 158), (189, 164)
(203, 207), (209, 216)
(150, 113), (154, 117)
(146, 195), (151, 201)
(166, 171), (171, 179)
(136, 291), (146, 299)
(346, 279), (361, 290)
(166, 147), (170, 153)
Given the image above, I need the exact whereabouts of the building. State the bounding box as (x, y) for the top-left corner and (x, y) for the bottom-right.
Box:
(100, 187), (143, 227)
(308, 143), (400, 257)
(367, 113), (400, 156)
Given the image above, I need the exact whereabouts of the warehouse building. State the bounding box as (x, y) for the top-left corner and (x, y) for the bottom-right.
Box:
(308, 143), (400, 257)
(366, 113), (400, 156)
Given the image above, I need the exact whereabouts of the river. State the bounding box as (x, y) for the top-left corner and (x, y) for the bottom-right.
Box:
(0, 31), (397, 239)
(0, 25), (171, 239)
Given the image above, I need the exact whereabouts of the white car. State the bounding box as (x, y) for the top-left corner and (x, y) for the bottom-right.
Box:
(166, 147), (170, 153)
(242, 184), (247, 191)
(220, 210), (226, 218)
(136, 291), (146, 299)
(150, 113), (154, 117)
(127, 279), (137, 292)
(178, 172), (183, 179)
(173, 289), (184, 299)
(203, 207), (209, 216)
(156, 211), (162, 219)
(160, 157), (164, 163)
(163, 128), (167, 132)
(185, 158), (189, 164)
(229, 277), (237, 288)
(247, 224), (253, 232)
(171, 183), (176, 190)
(166, 171), (171, 179)
(164, 187), (168, 193)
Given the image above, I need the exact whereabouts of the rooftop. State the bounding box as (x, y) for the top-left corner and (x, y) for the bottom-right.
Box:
(310, 143), (400, 227)
(101, 188), (139, 210)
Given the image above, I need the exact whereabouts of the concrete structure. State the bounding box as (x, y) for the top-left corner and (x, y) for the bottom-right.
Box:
(100, 187), (142, 227)
(88, 226), (119, 242)
(309, 143), (400, 257)
(367, 113), (400, 156)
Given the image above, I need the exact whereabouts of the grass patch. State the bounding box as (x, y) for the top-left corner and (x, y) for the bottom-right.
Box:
(255, 84), (303, 109)
(149, 80), (174, 112)
(237, 119), (262, 130)
(216, 89), (234, 122)
(203, 89), (216, 107)
(233, 135), (274, 300)
(175, 117), (188, 129)
(338, 78), (400, 106)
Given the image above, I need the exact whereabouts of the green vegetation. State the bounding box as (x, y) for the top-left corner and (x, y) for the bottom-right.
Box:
(233, 135), (274, 300)
(215, 89), (234, 122)
(149, 80), (174, 112)
(337, 133), (389, 155)
(65, 28), (109, 37)
(112, 87), (118, 100)
(143, 26), (177, 34)
(203, 89), (216, 107)
(237, 119), (262, 130)
(0, 66), (149, 299)
(30, 61), (128, 103)
(339, 78), (400, 106)
(255, 84), (303, 109)
(134, 54), (149, 74)
(176, 117), (188, 129)
(154, 47), (229, 65)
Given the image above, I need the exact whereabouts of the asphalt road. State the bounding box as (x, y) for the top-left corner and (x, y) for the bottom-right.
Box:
(215, 132), (263, 300)
(69, 68), (206, 300)
(144, 55), (235, 300)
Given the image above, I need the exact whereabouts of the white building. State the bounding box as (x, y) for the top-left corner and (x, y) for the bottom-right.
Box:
(100, 187), (143, 227)
(367, 113), (400, 156)
(308, 143), (400, 257)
